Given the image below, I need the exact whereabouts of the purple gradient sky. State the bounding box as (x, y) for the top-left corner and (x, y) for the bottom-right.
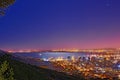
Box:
(0, 0), (120, 50)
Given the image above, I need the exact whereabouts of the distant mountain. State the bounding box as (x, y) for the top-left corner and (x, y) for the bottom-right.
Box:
(0, 50), (6, 56)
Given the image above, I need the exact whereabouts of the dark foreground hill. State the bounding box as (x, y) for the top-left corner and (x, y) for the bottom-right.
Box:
(0, 51), (85, 80)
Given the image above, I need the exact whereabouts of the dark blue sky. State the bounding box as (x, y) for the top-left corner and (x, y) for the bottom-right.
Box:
(0, 0), (120, 50)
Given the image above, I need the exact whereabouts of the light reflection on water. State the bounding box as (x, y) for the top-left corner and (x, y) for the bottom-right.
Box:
(13, 52), (90, 59)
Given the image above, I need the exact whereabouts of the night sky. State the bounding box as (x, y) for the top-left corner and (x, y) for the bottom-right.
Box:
(0, 0), (120, 50)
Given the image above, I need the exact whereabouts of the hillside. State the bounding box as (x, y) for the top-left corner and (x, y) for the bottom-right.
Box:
(0, 51), (85, 80)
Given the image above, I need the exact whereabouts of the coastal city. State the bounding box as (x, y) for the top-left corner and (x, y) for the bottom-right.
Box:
(10, 48), (120, 80)
(1, 0), (120, 80)
(50, 52), (120, 79)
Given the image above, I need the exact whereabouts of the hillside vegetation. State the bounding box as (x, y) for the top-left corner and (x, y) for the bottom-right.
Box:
(0, 51), (85, 80)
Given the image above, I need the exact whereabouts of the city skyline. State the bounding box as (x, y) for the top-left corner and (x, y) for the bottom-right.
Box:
(0, 0), (120, 50)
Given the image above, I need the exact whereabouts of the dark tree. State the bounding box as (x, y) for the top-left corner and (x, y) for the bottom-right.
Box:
(0, 0), (15, 15)
(0, 61), (14, 80)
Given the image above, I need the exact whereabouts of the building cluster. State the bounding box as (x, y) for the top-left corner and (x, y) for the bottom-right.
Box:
(48, 52), (120, 79)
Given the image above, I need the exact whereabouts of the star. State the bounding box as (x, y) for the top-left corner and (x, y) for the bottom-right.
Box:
(106, 0), (111, 7)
